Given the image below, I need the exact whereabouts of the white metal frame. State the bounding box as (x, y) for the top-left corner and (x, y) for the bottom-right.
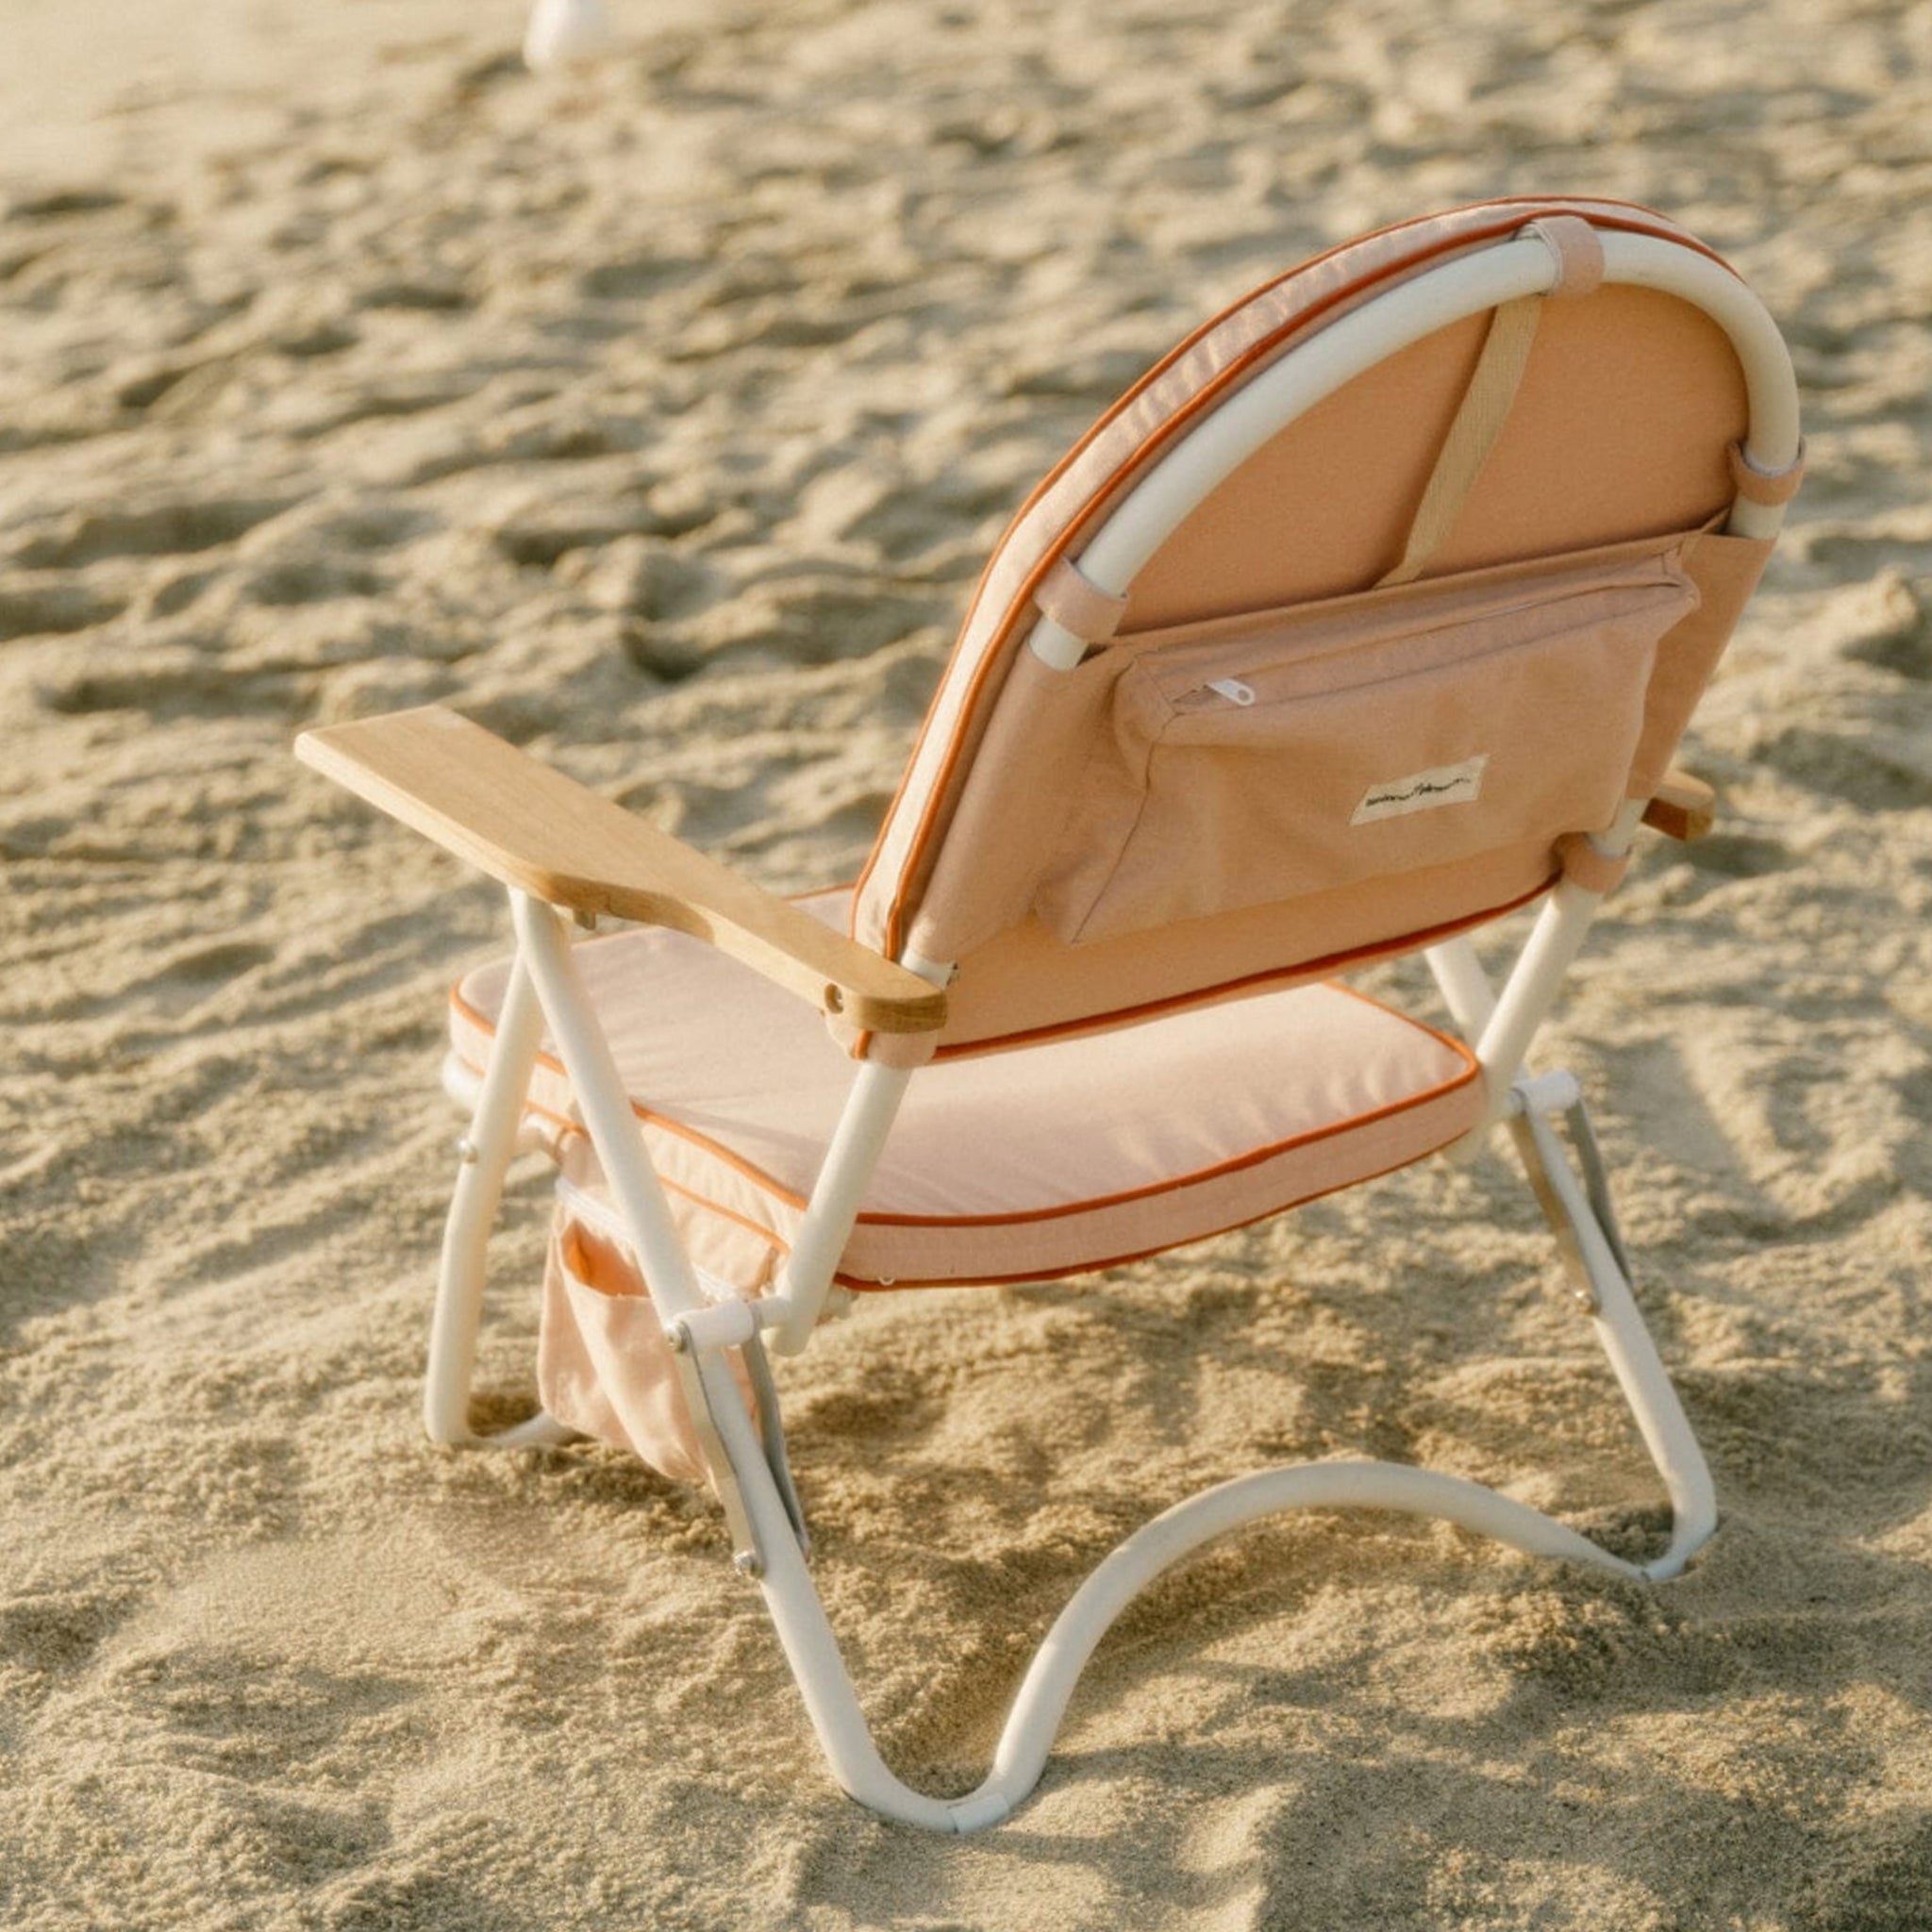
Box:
(420, 228), (1798, 1831)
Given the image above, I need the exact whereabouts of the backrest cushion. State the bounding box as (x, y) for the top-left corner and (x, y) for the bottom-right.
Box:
(846, 200), (1773, 1060)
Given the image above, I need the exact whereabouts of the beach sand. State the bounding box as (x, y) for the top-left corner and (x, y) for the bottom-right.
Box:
(3, 2), (1930, 1925)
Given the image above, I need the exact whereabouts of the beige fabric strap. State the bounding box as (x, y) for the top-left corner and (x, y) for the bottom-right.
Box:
(1036, 553), (1130, 644)
(1376, 296), (1543, 589)
(1555, 832), (1632, 896)
(1727, 439), (1806, 505)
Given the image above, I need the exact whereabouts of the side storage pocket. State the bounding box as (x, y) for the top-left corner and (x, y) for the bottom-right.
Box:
(1038, 541), (1702, 944)
(537, 1149), (756, 1487)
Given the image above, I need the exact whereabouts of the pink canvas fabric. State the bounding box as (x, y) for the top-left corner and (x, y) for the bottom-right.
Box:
(450, 906), (1485, 1291)
(1032, 540), (1699, 946)
(870, 523), (1768, 1063)
(818, 202), (1790, 1073)
(850, 198), (1737, 985)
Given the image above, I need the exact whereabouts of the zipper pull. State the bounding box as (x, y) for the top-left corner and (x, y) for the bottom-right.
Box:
(1203, 677), (1257, 707)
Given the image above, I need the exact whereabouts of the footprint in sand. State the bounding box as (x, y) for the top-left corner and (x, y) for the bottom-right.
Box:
(10, 497), (299, 571)
(0, 576), (126, 638)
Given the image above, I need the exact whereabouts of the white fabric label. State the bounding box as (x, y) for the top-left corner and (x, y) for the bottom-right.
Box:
(1352, 754), (1490, 825)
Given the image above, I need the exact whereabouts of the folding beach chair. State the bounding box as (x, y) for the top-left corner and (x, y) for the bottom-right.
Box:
(297, 198), (1801, 1832)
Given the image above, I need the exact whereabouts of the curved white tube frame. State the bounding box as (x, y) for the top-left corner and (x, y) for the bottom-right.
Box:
(1028, 231), (1800, 670)
(419, 226), (1794, 1831)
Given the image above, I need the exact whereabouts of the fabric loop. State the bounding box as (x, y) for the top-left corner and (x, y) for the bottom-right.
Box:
(1036, 554), (1130, 644)
(1520, 216), (1605, 299)
(1727, 439), (1806, 506)
(1555, 832), (1632, 896)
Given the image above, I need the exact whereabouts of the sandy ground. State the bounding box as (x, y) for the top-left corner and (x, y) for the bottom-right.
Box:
(3, 2), (1931, 1926)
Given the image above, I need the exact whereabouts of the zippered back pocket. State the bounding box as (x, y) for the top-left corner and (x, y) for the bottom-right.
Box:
(1036, 544), (1701, 945)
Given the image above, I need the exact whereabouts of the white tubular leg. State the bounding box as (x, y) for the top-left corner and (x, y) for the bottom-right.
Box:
(1473, 882), (1603, 1110)
(1475, 876), (1599, 1120)
(762, 949), (944, 1356)
(970, 1461), (1641, 1824)
(507, 893), (791, 1557)
(425, 950), (575, 1450)
(692, 1356), (963, 1830)
(763, 1058), (916, 1357)
(1517, 1108), (1717, 1579)
(1424, 934), (1500, 1038)
(1474, 799), (1649, 1118)
(508, 891), (709, 1324)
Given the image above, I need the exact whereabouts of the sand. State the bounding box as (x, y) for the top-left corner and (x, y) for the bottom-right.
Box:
(3, 1), (1930, 1925)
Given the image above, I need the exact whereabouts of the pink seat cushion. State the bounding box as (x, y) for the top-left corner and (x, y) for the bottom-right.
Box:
(450, 895), (1484, 1290)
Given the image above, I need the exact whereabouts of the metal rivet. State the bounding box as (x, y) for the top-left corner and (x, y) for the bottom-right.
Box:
(733, 1551), (764, 1580)
(664, 1322), (690, 1354)
(456, 1137), (479, 1164)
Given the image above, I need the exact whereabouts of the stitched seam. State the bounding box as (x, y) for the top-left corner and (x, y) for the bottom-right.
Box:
(928, 871), (1556, 1059)
(854, 1051), (1481, 1230)
(836, 1090), (1478, 1289)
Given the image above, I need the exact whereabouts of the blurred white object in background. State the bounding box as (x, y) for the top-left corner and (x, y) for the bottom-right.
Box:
(524, 0), (618, 73)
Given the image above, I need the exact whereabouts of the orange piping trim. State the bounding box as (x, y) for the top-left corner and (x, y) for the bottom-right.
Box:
(852, 1044), (1480, 1232)
(927, 872), (1557, 1061)
(837, 1087), (1480, 1291)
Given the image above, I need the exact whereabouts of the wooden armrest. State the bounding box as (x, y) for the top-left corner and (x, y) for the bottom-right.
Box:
(295, 706), (947, 1035)
(1641, 769), (1717, 842)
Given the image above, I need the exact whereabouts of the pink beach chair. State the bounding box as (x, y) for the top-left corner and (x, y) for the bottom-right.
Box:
(297, 198), (1801, 1830)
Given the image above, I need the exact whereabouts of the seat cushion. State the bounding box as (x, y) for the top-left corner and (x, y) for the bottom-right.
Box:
(450, 908), (1484, 1291)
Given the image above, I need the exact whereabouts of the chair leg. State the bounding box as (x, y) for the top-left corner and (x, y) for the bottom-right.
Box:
(666, 1098), (1722, 1832)
(424, 951), (576, 1451)
(1509, 1103), (1717, 1578)
(682, 1322), (1713, 1831)
(570, 1272), (1715, 1833)
(487, 894), (1720, 1828)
